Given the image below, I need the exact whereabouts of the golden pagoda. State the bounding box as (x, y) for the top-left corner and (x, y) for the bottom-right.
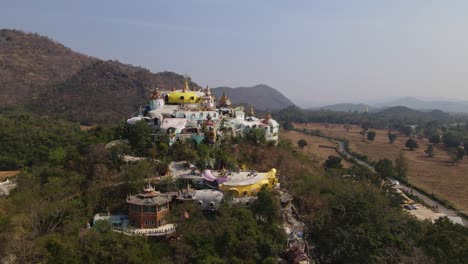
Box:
(218, 90), (231, 108)
(249, 105), (255, 117)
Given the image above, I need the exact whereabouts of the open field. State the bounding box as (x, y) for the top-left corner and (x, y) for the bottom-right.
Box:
(280, 129), (353, 168)
(292, 123), (468, 215)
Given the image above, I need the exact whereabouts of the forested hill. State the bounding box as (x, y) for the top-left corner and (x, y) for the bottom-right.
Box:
(274, 105), (462, 129)
(212, 84), (294, 111)
(30, 62), (200, 124)
(0, 29), (97, 106)
(0, 29), (200, 124)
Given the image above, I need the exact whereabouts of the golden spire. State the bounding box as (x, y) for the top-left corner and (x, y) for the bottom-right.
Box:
(183, 77), (189, 92)
(265, 112), (271, 121)
(205, 85), (211, 96)
(249, 105), (255, 116)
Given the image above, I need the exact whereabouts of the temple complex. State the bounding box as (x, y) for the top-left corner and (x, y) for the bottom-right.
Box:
(126, 78), (280, 145)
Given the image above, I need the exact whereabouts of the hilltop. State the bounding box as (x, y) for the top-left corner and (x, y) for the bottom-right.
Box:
(0, 29), (199, 124)
(0, 29), (97, 106)
(374, 97), (468, 113)
(0, 29), (295, 124)
(309, 103), (377, 113)
(212, 84), (294, 111)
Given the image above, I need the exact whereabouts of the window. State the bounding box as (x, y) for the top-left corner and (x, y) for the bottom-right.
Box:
(130, 204), (140, 212)
(144, 221), (155, 227)
(180, 96), (184, 100)
(143, 206), (156, 213)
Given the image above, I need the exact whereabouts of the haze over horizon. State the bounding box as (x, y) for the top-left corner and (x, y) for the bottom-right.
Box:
(2, 0), (468, 107)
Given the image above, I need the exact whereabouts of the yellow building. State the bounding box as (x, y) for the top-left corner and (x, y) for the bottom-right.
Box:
(219, 168), (278, 197)
(165, 78), (202, 104)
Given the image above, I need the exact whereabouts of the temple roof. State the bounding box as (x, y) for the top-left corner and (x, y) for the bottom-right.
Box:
(218, 91), (231, 107)
(127, 186), (171, 206)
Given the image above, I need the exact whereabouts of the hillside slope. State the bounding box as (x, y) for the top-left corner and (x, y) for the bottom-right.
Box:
(0, 29), (97, 106)
(212, 84), (294, 111)
(309, 103), (377, 113)
(0, 29), (200, 124)
(32, 61), (200, 124)
(375, 97), (468, 113)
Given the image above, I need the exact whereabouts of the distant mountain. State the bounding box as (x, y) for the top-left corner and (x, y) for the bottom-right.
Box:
(0, 29), (200, 124)
(211, 85), (294, 111)
(309, 103), (377, 113)
(374, 106), (452, 121)
(374, 97), (468, 113)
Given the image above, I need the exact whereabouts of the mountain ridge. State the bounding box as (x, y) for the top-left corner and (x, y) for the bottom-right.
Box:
(211, 84), (294, 111)
(0, 29), (295, 124)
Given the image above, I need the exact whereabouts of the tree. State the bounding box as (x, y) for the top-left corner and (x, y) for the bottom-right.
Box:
(127, 121), (152, 155)
(394, 152), (409, 180)
(324, 155), (343, 170)
(375, 158), (395, 178)
(401, 126), (413, 137)
(405, 138), (419, 151)
(297, 139), (308, 149)
(387, 132), (397, 144)
(464, 141), (468, 156)
(246, 127), (266, 145)
(448, 147), (465, 165)
(429, 135), (441, 144)
(425, 144), (435, 157)
(442, 132), (462, 148)
(361, 122), (371, 131)
(367, 131), (376, 141)
(282, 121), (294, 131)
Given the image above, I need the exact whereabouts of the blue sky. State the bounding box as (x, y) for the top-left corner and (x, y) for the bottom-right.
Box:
(2, 0), (468, 106)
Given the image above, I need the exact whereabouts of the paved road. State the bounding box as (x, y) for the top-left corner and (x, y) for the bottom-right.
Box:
(334, 140), (467, 226)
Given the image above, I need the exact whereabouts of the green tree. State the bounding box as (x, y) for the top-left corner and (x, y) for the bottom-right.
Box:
(361, 122), (371, 131)
(421, 217), (468, 263)
(425, 144), (435, 157)
(251, 188), (280, 224)
(297, 139), (308, 149)
(246, 127), (266, 145)
(367, 131), (376, 141)
(375, 158), (395, 178)
(388, 132), (397, 144)
(127, 121), (152, 155)
(442, 132), (462, 148)
(405, 138), (419, 151)
(448, 147), (465, 165)
(324, 155), (343, 170)
(429, 135), (441, 144)
(401, 126), (413, 137)
(282, 121), (294, 131)
(394, 152), (409, 180)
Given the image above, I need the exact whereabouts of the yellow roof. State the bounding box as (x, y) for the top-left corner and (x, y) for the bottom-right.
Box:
(166, 90), (201, 104)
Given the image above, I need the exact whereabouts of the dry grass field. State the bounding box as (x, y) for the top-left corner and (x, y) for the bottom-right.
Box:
(281, 129), (353, 169)
(292, 123), (468, 214)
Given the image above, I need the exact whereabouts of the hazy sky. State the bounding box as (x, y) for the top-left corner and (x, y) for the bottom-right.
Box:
(2, 0), (468, 106)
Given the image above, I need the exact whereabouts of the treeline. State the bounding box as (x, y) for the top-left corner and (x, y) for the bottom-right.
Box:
(284, 155), (468, 263)
(275, 105), (467, 130)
